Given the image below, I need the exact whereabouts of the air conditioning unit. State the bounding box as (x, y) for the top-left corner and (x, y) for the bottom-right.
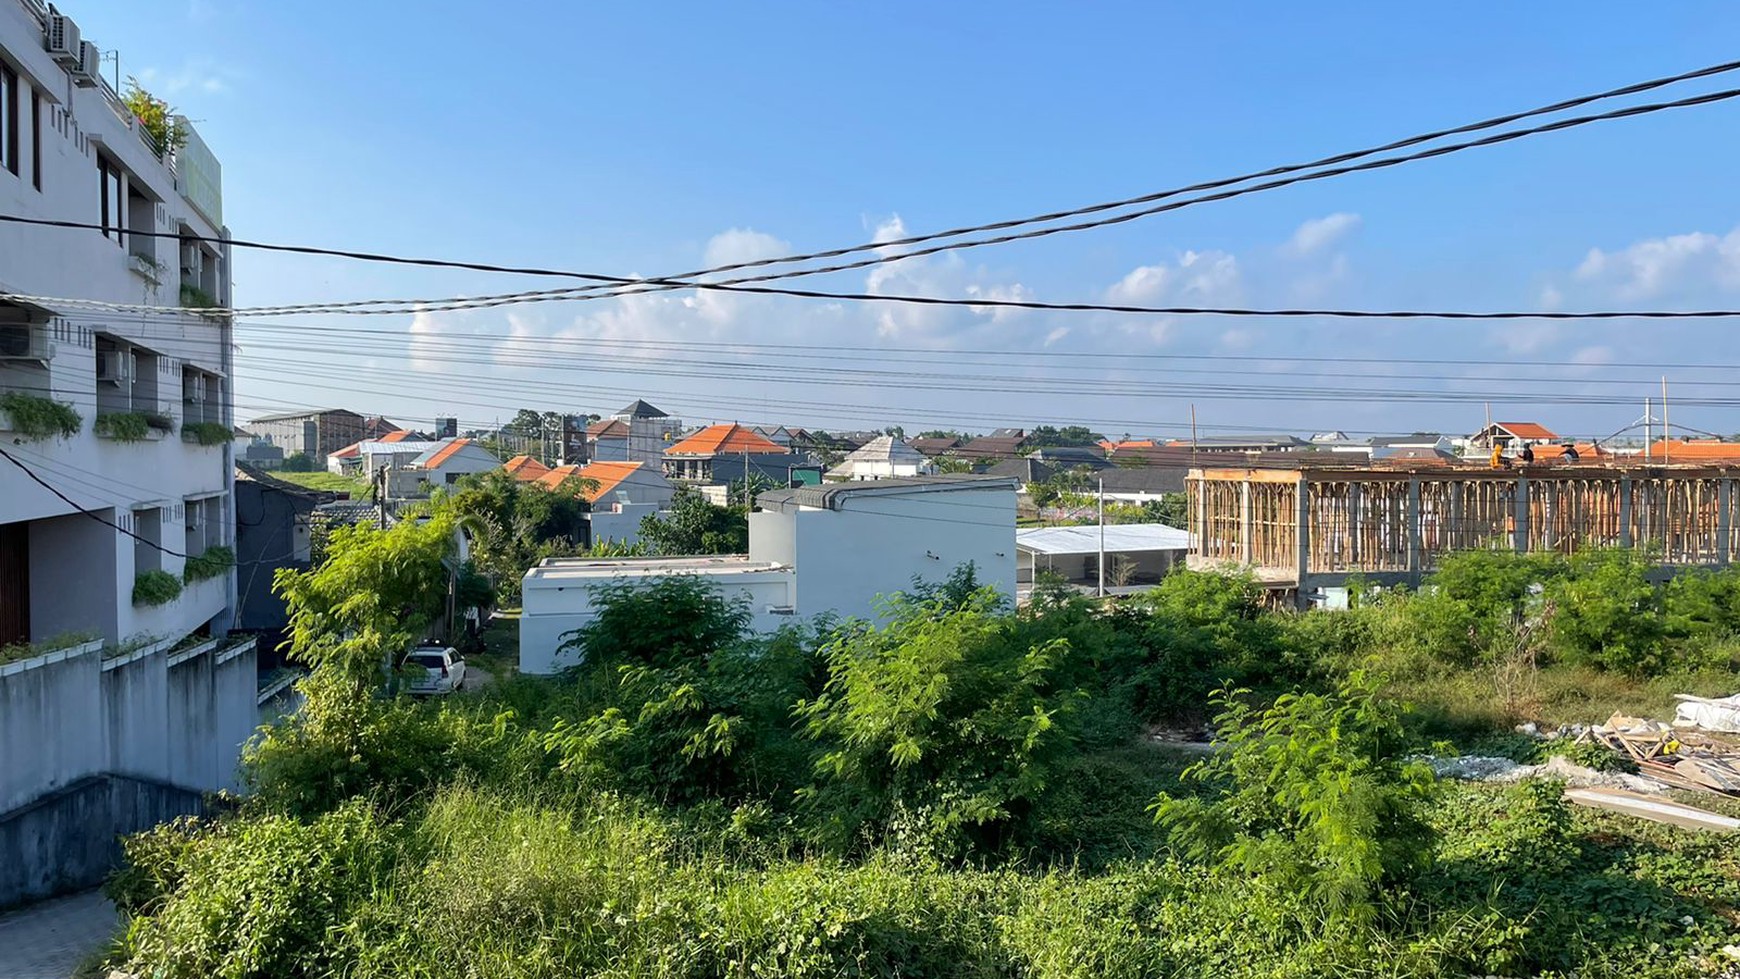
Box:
(45, 8), (81, 65)
(96, 349), (134, 385)
(184, 373), (206, 404)
(0, 320), (55, 363)
(71, 41), (101, 87)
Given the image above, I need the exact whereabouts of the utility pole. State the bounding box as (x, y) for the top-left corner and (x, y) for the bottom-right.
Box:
(375, 465), (387, 527)
(1189, 404), (1198, 456)
(1644, 398), (1652, 461)
(1662, 377), (1671, 465)
(1097, 473), (1106, 598)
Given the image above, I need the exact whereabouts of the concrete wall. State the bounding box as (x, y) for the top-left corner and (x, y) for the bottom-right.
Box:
(0, 635), (257, 905)
(29, 512), (117, 641)
(587, 502), (657, 547)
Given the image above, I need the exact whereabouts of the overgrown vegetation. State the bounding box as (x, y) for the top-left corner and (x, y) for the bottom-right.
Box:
(178, 283), (219, 309)
(181, 421), (233, 446)
(0, 391), (82, 442)
(444, 470), (592, 602)
(95, 411), (172, 442)
(280, 452), (316, 472)
(122, 77), (189, 155)
(104, 539), (1740, 978)
(0, 631), (98, 667)
(131, 570), (182, 607)
(639, 484), (749, 554)
(182, 545), (234, 584)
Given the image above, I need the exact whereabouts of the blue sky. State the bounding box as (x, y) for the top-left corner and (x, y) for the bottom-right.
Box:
(69, 1), (1740, 439)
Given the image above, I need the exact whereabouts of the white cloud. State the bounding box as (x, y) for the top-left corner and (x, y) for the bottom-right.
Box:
(1106, 250), (1240, 305)
(1283, 212), (1361, 258)
(1538, 285), (1563, 311)
(1573, 227), (1740, 300)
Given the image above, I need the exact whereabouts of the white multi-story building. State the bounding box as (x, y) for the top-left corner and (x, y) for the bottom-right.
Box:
(0, 0), (235, 648)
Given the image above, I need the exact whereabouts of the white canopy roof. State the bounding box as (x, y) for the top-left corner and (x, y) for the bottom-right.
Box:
(1016, 523), (1190, 556)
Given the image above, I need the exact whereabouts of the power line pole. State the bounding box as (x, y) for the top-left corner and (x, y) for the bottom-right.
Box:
(1097, 473), (1106, 598)
(1662, 376), (1671, 464)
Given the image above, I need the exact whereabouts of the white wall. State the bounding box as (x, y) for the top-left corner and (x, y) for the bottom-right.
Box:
(587, 502), (657, 547)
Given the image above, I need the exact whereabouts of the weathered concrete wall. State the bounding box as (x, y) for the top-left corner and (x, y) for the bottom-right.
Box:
(0, 774), (204, 910)
(0, 641), (104, 814)
(0, 636), (258, 906)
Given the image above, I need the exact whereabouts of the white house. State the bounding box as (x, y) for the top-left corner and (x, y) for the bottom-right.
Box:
(826, 435), (936, 481)
(411, 437), (500, 486)
(0, 0), (235, 648)
(519, 475), (1019, 673)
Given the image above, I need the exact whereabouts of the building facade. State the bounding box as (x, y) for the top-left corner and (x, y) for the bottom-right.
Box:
(0, 0), (236, 649)
(248, 408), (367, 461)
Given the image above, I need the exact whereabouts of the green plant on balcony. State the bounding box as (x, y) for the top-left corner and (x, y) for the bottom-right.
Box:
(182, 421), (232, 446)
(132, 570), (182, 607)
(144, 411), (176, 434)
(0, 391), (82, 442)
(95, 412), (151, 442)
(178, 283), (219, 310)
(183, 545), (234, 584)
(0, 631), (99, 667)
(122, 77), (189, 156)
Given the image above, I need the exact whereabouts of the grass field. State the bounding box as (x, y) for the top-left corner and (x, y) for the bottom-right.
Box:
(271, 470), (372, 499)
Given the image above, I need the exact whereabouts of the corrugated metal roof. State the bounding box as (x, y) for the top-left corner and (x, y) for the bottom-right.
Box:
(758, 474), (1018, 511)
(1017, 523), (1190, 556)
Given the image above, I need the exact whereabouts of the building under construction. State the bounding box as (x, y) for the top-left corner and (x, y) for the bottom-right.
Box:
(1186, 459), (1740, 602)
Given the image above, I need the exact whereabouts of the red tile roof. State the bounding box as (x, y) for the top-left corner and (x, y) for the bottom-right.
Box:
(1648, 439), (1740, 460)
(420, 438), (472, 470)
(573, 461), (643, 502)
(502, 455), (552, 480)
(588, 418), (629, 438)
(1496, 422), (1558, 440)
(330, 441), (363, 460)
(666, 423), (782, 457)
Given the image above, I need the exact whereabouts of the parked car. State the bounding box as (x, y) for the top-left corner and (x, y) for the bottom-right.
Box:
(402, 643), (466, 696)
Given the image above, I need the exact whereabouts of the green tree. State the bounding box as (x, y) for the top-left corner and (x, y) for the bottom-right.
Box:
(639, 486), (748, 555)
(1141, 493), (1188, 528)
(445, 470), (594, 601)
(1026, 425), (1106, 448)
(281, 452), (315, 472)
(1543, 548), (1666, 675)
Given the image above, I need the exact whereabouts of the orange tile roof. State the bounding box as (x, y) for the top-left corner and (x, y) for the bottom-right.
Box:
(1497, 422), (1559, 440)
(588, 418), (629, 438)
(1101, 439), (1156, 451)
(502, 455), (552, 480)
(573, 461), (644, 502)
(535, 464), (583, 489)
(1531, 442), (1605, 461)
(420, 438), (472, 470)
(666, 423), (782, 457)
(331, 440), (363, 459)
(1648, 439), (1740, 460)
(379, 429), (414, 443)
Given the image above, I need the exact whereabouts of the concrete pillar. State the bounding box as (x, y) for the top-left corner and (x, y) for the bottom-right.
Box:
(1294, 476), (1311, 601)
(1619, 474), (1633, 548)
(1347, 483), (1362, 565)
(1407, 477), (1422, 582)
(1239, 479), (1253, 564)
(1449, 482), (1464, 551)
(1513, 475), (1530, 553)
(1719, 479), (1732, 566)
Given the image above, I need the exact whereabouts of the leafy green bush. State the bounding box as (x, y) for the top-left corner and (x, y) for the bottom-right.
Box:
(798, 587), (1085, 857)
(181, 421), (233, 446)
(638, 485), (748, 555)
(1152, 673), (1437, 925)
(1429, 549), (1563, 622)
(1544, 548), (1667, 675)
(280, 452), (315, 472)
(0, 391), (81, 441)
(132, 570), (182, 606)
(95, 411), (152, 442)
(182, 545), (234, 583)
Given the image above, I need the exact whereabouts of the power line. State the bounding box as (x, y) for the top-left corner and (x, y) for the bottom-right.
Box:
(5, 72), (1740, 318)
(0, 445), (188, 557)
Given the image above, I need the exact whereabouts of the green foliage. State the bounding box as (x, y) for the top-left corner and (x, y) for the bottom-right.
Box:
(1141, 492), (1188, 528)
(178, 282), (218, 309)
(0, 630), (98, 666)
(798, 587), (1084, 857)
(94, 411), (153, 442)
(1429, 549), (1563, 622)
(132, 569), (182, 607)
(638, 485), (748, 555)
(1544, 548), (1667, 675)
(447, 470), (591, 602)
(0, 391), (81, 441)
(182, 545), (234, 584)
(280, 452), (315, 472)
(1152, 673), (1437, 925)
(121, 77), (189, 154)
(181, 421), (232, 446)
(1025, 424), (1105, 448)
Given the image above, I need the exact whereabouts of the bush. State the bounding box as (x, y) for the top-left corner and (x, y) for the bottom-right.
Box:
(1544, 549), (1666, 676)
(182, 545), (234, 583)
(181, 421), (233, 447)
(132, 569), (182, 606)
(0, 391), (81, 441)
(95, 411), (152, 442)
(281, 452), (315, 472)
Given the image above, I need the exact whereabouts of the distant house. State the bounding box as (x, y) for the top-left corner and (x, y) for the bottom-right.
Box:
(412, 438), (502, 486)
(956, 430), (1028, 463)
(1369, 433), (1454, 459)
(1098, 466), (1186, 503)
(1469, 422), (1560, 451)
(1165, 434), (1308, 452)
(350, 431), (432, 476)
(1028, 446), (1112, 471)
(586, 418), (631, 461)
(329, 429), (418, 474)
(1645, 439), (1740, 461)
(827, 436), (936, 481)
(664, 423), (790, 482)
(233, 464), (328, 664)
(909, 436), (961, 459)
(594, 399), (685, 465)
(249, 408), (371, 460)
(984, 457), (1058, 485)
(502, 455), (552, 481)
(752, 425), (798, 448)
(576, 461), (678, 547)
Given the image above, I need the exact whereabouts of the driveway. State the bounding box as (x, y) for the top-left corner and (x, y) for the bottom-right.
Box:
(0, 889), (119, 979)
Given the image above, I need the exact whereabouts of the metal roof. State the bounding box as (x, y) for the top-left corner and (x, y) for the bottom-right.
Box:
(1017, 523), (1190, 556)
(757, 474), (1018, 511)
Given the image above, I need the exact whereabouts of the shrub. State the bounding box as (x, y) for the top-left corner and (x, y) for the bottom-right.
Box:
(181, 421), (232, 446)
(1543, 549), (1666, 675)
(182, 545), (234, 584)
(94, 412), (152, 442)
(1152, 673), (1437, 925)
(0, 391), (81, 441)
(281, 452), (315, 472)
(132, 570), (182, 606)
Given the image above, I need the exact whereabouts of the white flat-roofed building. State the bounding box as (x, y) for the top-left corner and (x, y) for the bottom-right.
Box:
(1016, 523), (1190, 594)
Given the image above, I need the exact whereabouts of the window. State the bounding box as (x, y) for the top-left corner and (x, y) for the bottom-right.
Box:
(0, 62), (17, 177)
(99, 156), (124, 244)
(30, 89), (39, 190)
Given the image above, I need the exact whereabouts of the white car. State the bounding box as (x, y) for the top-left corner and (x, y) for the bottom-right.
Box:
(402, 644), (466, 696)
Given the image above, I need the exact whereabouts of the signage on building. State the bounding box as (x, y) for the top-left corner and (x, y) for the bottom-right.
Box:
(174, 118), (223, 227)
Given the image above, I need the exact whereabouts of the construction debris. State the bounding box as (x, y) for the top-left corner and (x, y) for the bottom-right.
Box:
(1674, 693), (1740, 734)
(1564, 787), (1740, 832)
(1430, 754), (1675, 794)
(1583, 713), (1740, 797)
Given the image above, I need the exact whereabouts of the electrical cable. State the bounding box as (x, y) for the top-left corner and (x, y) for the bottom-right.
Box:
(4, 73), (1740, 317)
(0, 444), (188, 557)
